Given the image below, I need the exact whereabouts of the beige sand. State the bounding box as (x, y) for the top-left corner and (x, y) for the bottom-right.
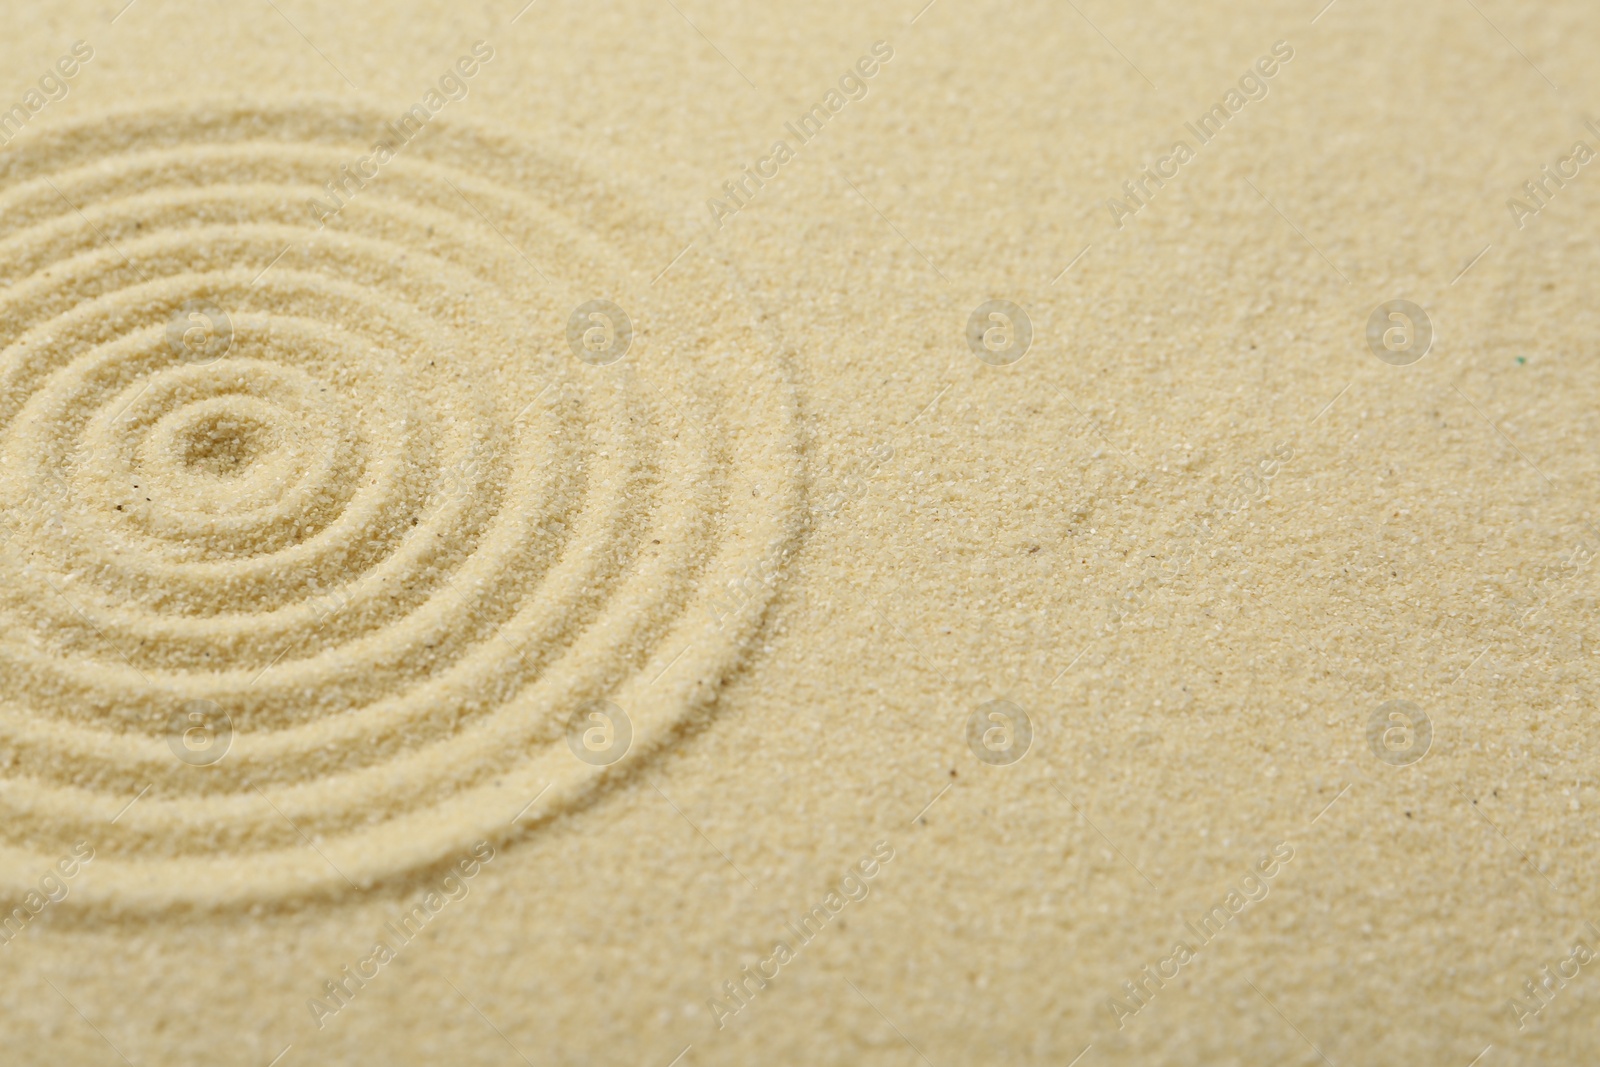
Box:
(1, 0), (1597, 1064)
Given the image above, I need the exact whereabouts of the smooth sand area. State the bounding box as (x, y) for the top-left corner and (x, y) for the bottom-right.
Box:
(1, 1), (1598, 1064)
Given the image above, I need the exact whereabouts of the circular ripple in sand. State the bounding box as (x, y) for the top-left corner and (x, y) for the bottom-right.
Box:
(0, 102), (802, 910)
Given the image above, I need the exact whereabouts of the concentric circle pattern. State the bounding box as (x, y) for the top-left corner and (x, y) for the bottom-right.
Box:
(0, 102), (802, 910)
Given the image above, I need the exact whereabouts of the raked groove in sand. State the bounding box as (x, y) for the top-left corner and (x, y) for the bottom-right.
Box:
(0, 101), (803, 912)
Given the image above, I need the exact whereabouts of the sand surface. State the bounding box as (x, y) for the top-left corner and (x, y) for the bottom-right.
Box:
(1, 1), (1598, 1064)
